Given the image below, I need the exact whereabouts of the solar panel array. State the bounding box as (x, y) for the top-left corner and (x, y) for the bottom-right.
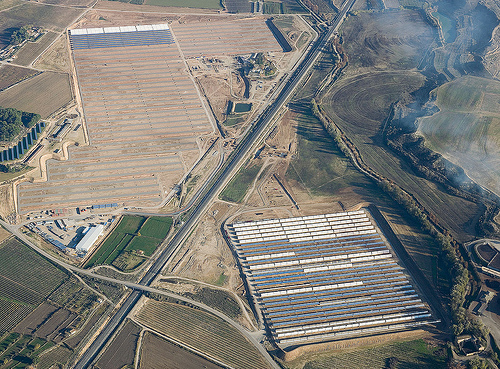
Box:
(18, 24), (212, 213)
(227, 210), (436, 346)
(69, 24), (174, 50)
(171, 18), (281, 57)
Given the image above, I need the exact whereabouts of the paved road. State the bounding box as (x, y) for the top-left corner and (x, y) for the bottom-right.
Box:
(73, 4), (358, 367)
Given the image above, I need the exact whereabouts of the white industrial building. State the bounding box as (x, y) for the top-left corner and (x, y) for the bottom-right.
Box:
(76, 224), (104, 252)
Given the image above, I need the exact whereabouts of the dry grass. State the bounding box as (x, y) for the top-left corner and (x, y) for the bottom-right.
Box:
(33, 34), (71, 73)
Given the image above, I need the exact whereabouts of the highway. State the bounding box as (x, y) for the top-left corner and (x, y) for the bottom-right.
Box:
(74, 3), (357, 368)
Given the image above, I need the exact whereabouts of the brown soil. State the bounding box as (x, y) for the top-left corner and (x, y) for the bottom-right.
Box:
(0, 226), (11, 243)
(165, 201), (242, 291)
(0, 64), (39, 91)
(197, 75), (230, 123)
(14, 303), (57, 335)
(0, 71), (72, 119)
(96, 319), (141, 369)
(0, 184), (17, 223)
(139, 331), (223, 369)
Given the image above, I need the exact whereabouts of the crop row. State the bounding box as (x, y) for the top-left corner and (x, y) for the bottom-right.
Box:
(136, 300), (270, 369)
(0, 239), (66, 297)
(114, 215), (146, 234)
(138, 217), (172, 240)
(0, 302), (34, 336)
(37, 346), (72, 369)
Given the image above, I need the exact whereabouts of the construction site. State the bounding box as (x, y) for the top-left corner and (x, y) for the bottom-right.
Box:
(17, 24), (214, 214)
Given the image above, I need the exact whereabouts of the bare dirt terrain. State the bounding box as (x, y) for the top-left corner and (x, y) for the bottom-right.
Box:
(34, 34), (72, 73)
(96, 319), (141, 369)
(18, 41), (213, 213)
(139, 331), (224, 369)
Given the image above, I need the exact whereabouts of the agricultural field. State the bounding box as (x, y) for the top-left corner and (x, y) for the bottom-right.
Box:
(0, 238), (67, 335)
(0, 71), (72, 118)
(288, 338), (447, 369)
(0, 225), (11, 243)
(135, 299), (273, 369)
(85, 215), (172, 271)
(341, 10), (434, 71)
(321, 73), (479, 240)
(0, 0), (22, 11)
(0, 332), (55, 368)
(220, 163), (262, 203)
(139, 331), (223, 369)
(156, 279), (243, 319)
(225, 0), (252, 13)
(36, 345), (72, 369)
(13, 31), (58, 66)
(285, 105), (372, 197)
(0, 238), (104, 369)
(96, 319), (141, 369)
(0, 64), (38, 91)
(418, 76), (500, 196)
(0, 3), (83, 48)
(317, 10), (480, 241)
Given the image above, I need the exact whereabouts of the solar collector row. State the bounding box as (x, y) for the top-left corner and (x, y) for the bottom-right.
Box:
(70, 29), (174, 50)
(278, 320), (435, 344)
(234, 227), (377, 244)
(261, 279), (411, 304)
(276, 314), (432, 340)
(267, 295), (421, 319)
(276, 311), (431, 337)
(266, 288), (417, 311)
(271, 302), (426, 327)
(241, 241), (387, 262)
(251, 259), (397, 283)
(237, 235), (383, 254)
(253, 264), (401, 289)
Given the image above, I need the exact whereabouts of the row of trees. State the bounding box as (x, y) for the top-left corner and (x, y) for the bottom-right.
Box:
(0, 106), (40, 142)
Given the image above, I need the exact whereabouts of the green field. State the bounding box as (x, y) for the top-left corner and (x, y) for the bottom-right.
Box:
(144, 0), (221, 8)
(139, 216), (173, 240)
(136, 299), (273, 369)
(418, 76), (500, 196)
(294, 339), (447, 369)
(220, 163), (262, 203)
(85, 215), (172, 270)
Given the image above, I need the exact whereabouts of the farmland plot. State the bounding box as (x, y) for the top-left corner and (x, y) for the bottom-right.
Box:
(136, 299), (273, 369)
